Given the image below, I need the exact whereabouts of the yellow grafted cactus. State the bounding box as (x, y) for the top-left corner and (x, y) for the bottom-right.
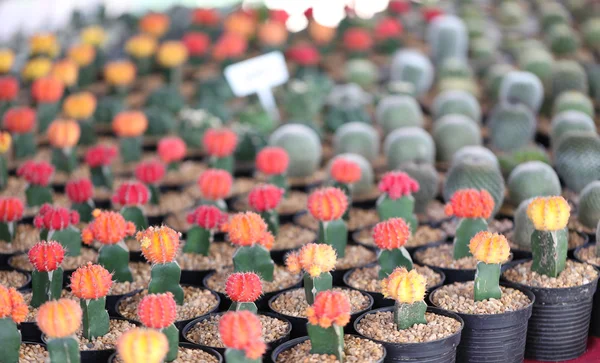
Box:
(29, 33), (59, 58)
(21, 58), (52, 81)
(117, 328), (169, 363)
(0, 49), (15, 73)
(286, 243), (337, 305)
(469, 231), (510, 301)
(381, 267), (427, 330)
(526, 196), (570, 231)
(81, 26), (106, 47)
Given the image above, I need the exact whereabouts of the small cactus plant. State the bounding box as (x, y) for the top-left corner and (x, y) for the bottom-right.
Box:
(0, 285), (27, 363)
(269, 124), (322, 178)
(227, 212), (275, 281)
(333, 122), (380, 163)
(513, 198), (536, 250)
(156, 41), (188, 86)
(46, 119), (81, 174)
(328, 153), (374, 198)
(433, 114), (482, 163)
(432, 89), (481, 123)
(344, 59), (378, 89)
(62, 92), (96, 146)
(484, 63), (515, 102)
(306, 291), (351, 361)
(203, 127), (238, 174)
(34, 204), (81, 256)
(550, 111), (596, 150)
(112, 111), (148, 163)
(248, 184), (284, 235)
(135, 160), (166, 206)
(376, 95), (424, 134)
(137, 226), (184, 304)
(552, 91), (594, 118)
(113, 181), (150, 231)
(377, 172), (419, 233)
(65, 178), (95, 222)
(308, 188), (349, 257)
(389, 49), (434, 97)
(487, 102), (536, 152)
(125, 34), (157, 75)
(184, 205), (227, 255)
(498, 145), (551, 177)
(527, 196), (571, 277)
(507, 161), (561, 206)
(225, 272), (263, 313)
(197, 169), (233, 211)
(517, 48), (553, 91)
(427, 15), (469, 65)
(546, 23), (580, 56)
(398, 162), (439, 214)
(219, 310), (266, 363)
(498, 71), (544, 113)
(285, 243), (336, 305)
(117, 328), (169, 363)
(137, 293), (179, 362)
(577, 181), (600, 230)
(3, 106), (36, 159)
(36, 299), (82, 363)
(551, 60), (588, 102)
(255, 146), (289, 192)
(31, 77), (63, 134)
(70, 262), (112, 339)
(85, 144), (118, 190)
(0, 197), (24, 242)
(554, 132), (600, 193)
(445, 189), (495, 259)
(17, 160), (54, 207)
(82, 210), (136, 282)
(325, 83), (371, 132)
(28, 241), (65, 307)
(381, 267), (427, 329)
(328, 158), (362, 221)
(0, 132), (11, 190)
(469, 231), (511, 300)
(384, 127), (435, 169)
(374, 218), (413, 277)
(104, 60), (136, 97)
(157, 136), (187, 171)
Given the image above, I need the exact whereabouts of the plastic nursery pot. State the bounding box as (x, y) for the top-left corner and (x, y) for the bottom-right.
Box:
(106, 288), (143, 318)
(180, 268), (216, 288)
(353, 306), (462, 363)
(93, 197), (112, 210)
(429, 282), (535, 363)
(20, 321), (43, 344)
(202, 270), (301, 312)
(182, 312), (290, 363)
(573, 243), (600, 337)
(0, 265), (31, 291)
(108, 342), (223, 363)
(267, 287), (374, 339)
(342, 263), (446, 309)
(146, 213), (167, 227)
(271, 334), (386, 363)
(511, 230), (589, 261)
(502, 259), (600, 361)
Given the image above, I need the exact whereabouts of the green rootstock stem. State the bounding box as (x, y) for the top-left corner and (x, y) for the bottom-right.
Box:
(334, 182), (352, 222)
(318, 220), (348, 258)
(307, 324), (344, 362)
(164, 66), (182, 88)
(13, 132), (36, 160)
(378, 248), (413, 278)
(90, 166), (113, 190)
(531, 228), (568, 278)
(98, 243), (133, 282)
(78, 64), (97, 89)
(209, 155), (234, 174)
(304, 272), (332, 305)
(148, 184), (160, 206)
(119, 136), (143, 163)
(474, 262), (502, 301)
(163, 324), (179, 362)
(394, 301), (427, 330)
(31, 268), (63, 308)
(260, 210), (279, 236)
(134, 57), (153, 76)
(453, 218), (488, 260)
(229, 302), (257, 313)
(376, 194), (418, 234)
(0, 156), (8, 191)
(25, 185), (53, 207)
(268, 174), (288, 195)
(233, 245), (274, 282)
(51, 148), (78, 174)
(81, 297), (109, 340)
(202, 199), (228, 212)
(0, 318), (21, 363)
(224, 349), (262, 363)
(77, 120), (97, 146)
(120, 206), (148, 231)
(148, 262), (185, 305)
(0, 222), (15, 242)
(183, 226), (211, 255)
(36, 102), (60, 134)
(72, 201), (94, 223)
(48, 227), (82, 257)
(47, 337), (80, 363)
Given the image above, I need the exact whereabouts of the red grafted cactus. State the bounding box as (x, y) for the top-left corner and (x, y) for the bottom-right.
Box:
(445, 189), (495, 219)
(0, 285), (28, 324)
(375, 17), (403, 40)
(34, 204), (79, 230)
(225, 272), (262, 303)
(219, 311), (266, 360)
(330, 158), (361, 184)
(182, 32), (211, 56)
(186, 205), (228, 230)
(343, 27), (373, 52)
(0, 76), (19, 101)
(306, 290), (351, 328)
(85, 145), (118, 167)
(255, 146), (289, 175)
(286, 44), (320, 66)
(378, 171), (420, 200)
(197, 169), (232, 201)
(203, 128), (237, 157)
(137, 292), (177, 329)
(247, 184), (284, 212)
(373, 218), (411, 250)
(307, 187), (348, 222)
(3, 106), (36, 134)
(82, 210), (136, 245)
(135, 160), (166, 184)
(70, 262), (113, 300)
(17, 160), (54, 186)
(65, 178), (93, 203)
(0, 197), (24, 222)
(28, 240), (65, 272)
(112, 181), (150, 206)
(157, 136), (186, 164)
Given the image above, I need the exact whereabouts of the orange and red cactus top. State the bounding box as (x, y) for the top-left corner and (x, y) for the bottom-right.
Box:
(226, 212), (270, 248)
(17, 160), (54, 186)
(0, 285), (28, 324)
(82, 209), (137, 245)
(65, 178), (94, 203)
(28, 241), (65, 272)
(269, 9), (289, 24)
(422, 6), (444, 23)
(225, 272), (263, 303)
(330, 158), (362, 184)
(139, 13), (170, 38)
(36, 298), (82, 338)
(219, 311), (266, 360)
(343, 27), (373, 52)
(255, 147), (289, 175)
(156, 41), (188, 68)
(197, 169), (233, 201)
(117, 328), (169, 363)
(112, 181), (150, 206)
(203, 128), (238, 158)
(50, 59), (78, 87)
(469, 231), (511, 264)
(34, 204), (79, 231)
(47, 119), (81, 149)
(306, 290), (351, 328)
(137, 226), (181, 264)
(137, 292), (177, 329)
(135, 160), (166, 185)
(444, 189), (494, 219)
(68, 44), (96, 67)
(223, 11), (256, 39)
(157, 136), (186, 164)
(212, 32), (248, 61)
(285, 243), (337, 277)
(31, 76), (64, 103)
(375, 17), (403, 40)
(0, 197), (24, 223)
(70, 262), (113, 299)
(85, 144), (118, 168)
(381, 267), (427, 304)
(286, 44), (320, 66)
(104, 61), (136, 87)
(191, 9), (220, 27)
(372, 218), (411, 250)
(186, 205), (228, 230)
(63, 92), (97, 120)
(247, 184), (284, 212)
(378, 171), (420, 200)
(112, 111), (148, 138)
(389, 0), (411, 14)
(527, 196), (571, 231)
(182, 32), (211, 56)
(258, 21), (288, 47)
(307, 187), (348, 222)
(3, 106), (36, 134)
(0, 76), (18, 101)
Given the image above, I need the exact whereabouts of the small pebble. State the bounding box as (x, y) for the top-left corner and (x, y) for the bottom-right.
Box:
(270, 287), (370, 317)
(431, 281), (531, 314)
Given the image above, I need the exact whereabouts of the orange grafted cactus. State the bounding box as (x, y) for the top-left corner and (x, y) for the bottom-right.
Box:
(255, 147), (289, 175)
(197, 169), (232, 201)
(0, 285), (28, 323)
(31, 76), (64, 103)
(137, 292), (177, 329)
(70, 262), (113, 300)
(219, 311), (266, 360)
(104, 61), (136, 87)
(203, 128), (238, 157)
(137, 226), (180, 264)
(47, 119), (81, 149)
(112, 111), (148, 138)
(527, 196), (571, 231)
(28, 241), (65, 272)
(372, 218), (411, 250)
(227, 212), (268, 247)
(157, 41), (188, 68)
(62, 92), (96, 120)
(225, 272), (262, 303)
(445, 189), (494, 219)
(330, 158), (362, 184)
(307, 187), (348, 222)
(140, 13), (170, 38)
(285, 243), (337, 277)
(469, 231), (511, 264)
(306, 291), (351, 328)
(117, 328), (169, 363)
(81, 210), (136, 245)
(36, 299), (82, 338)
(380, 267), (427, 304)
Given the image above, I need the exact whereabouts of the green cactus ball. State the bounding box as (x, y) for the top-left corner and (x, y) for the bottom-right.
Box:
(269, 124), (322, 178)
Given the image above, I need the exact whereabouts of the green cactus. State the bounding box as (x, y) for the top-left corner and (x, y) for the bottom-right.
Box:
(385, 80), (417, 97)
(497, 1), (526, 30)
(541, 2), (571, 31)
(513, 198), (536, 249)
(433, 114), (482, 163)
(398, 162), (439, 214)
(487, 102), (537, 152)
(327, 153), (373, 197)
(333, 122), (380, 162)
(233, 123), (267, 164)
(432, 89), (481, 123)
(94, 96), (125, 124)
(145, 86), (185, 115)
(507, 161), (561, 206)
(238, 103), (278, 136)
(553, 91), (594, 117)
(269, 124), (322, 178)
(325, 83), (371, 132)
(384, 127), (435, 169)
(144, 106), (176, 136)
(499, 71), (544, 112)
(517, 47), (554, 91)
(283, 79), (328, 121)
(470, 37), (497, 76)
(437, 57), (474, 81)
(585, 62), (600, 105)
(376, 95), (424, 134)
(453, 145), (500, 168)
(546, 23), (580, 56)
(498, 145), (551, 177)
(344, 59), (379, 89)
(427, 15), (469, 65)
(550, 111), (596, 150)
(484, 63), (515, 102)
(389, 49), (434, 97)
(551, 60), (588, 102)
(177, 108), (222, 149)
(577, 181), (600, 229)
(554, 132), (600, 193)
(582, 18), (600, 51)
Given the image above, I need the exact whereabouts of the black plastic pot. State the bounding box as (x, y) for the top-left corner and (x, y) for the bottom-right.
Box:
(0, 251), (14, 269)
(430, 282), (535, 363)
(267, 287), (374, 339)
(180, 268), (215, 287)
(20, 321), (43, 343)
(182, 312), (290, 363)
(342, 264), (446, 309)
(146, 213), (167, 226)
(107, 288), (143, 317)
(271, 334), (386, 363)
(108, 342), (223, 363)
(353, 307), (462, 363)
(502, 259), (600, 361)
(574, 243), (600, 337)
(93, 197), (112, 210)
(0, 265), (31, 290)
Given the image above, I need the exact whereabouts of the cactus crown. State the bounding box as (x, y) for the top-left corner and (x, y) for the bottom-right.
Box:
(445, 189), (494, 219)
(225, 272), (263, 303)
(380, 267), (427, 304)
(255, 146), (289, 175)
(137, 226), (181, 264)
(65, 178), (94, 203)
(0, 285), (28, 324)
(372, 218), (411, 250)
(226, 212), (269, 247)
(186, 205), (228, 230)
(203, 128), (238, 157)
(306, 290), (351, 328)
(34, 204), (80, 231)
(112, 110), (148, 137)
(28, 240), (65, 272)
(135, 160), (166, 185)
(526, 196), (570, 231)
(0, 197), (24, 222)
(469, 231), (511, 264)
(117, 328), (169, 363)
(31, 77), (64, 103)
(70, 262), (113, 300)
(330, 157), (362, 184)
(285, 243), (337, 277)
(378, 171), (420, 200)
(81, 209), (136, 245)
(112, 181), (150, 206)
(36, 298), (82, 338)
(157, 41), (188, 68)
(3, 106), (36, 134)
(247, 184), (284, 212)
(85, 144), (118, 167)
(0, 76), (19, 102)
(219, 311), (267, 360)
(137, 292), (177, 329)
(0, 131), (12, 153)
(157, 136), (186, 164)
(140, 12), (170, 37)
(17, 160), (54, 186)
(343, 27), (373, 51)
(307, 187), (348, 221)
(197, 169), (233, 201)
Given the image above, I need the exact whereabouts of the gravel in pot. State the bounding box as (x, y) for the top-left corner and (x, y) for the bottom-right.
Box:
(331, 245), (377, 285)
(19, 341), (48, 363)
(110, 342), (222, 363)
(0, 225), (39, 267)
(0, 267), (30, 290)
(232, 191), (309, 222)
(176, 242), (237, 286)
(294, 208), (379, 233)
(440, 217), (513, 239)
(269, 224), (317, 265)
(416, 200), (453, 227)
(352, 224), (448, 254)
